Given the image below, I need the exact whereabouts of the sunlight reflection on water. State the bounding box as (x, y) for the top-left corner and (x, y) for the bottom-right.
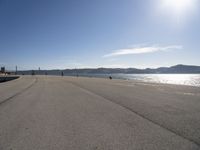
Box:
(124, 74), (200, 87)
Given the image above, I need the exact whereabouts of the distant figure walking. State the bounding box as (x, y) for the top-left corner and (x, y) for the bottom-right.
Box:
(61, 71), (64, 77)
(109, 76), (112, 80)
(31, 70), (35, 76)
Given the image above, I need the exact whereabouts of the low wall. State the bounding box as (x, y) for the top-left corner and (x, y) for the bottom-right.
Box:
(0, 76), (19, 83)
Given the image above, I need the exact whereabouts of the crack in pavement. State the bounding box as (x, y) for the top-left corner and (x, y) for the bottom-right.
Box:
(0, 77), (38, 106)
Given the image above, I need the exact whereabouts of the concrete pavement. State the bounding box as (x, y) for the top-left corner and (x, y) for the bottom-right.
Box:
(0, 76), (200, 150)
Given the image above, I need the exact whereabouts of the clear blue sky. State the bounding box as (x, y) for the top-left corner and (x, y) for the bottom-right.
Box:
(0, 0), (200, 70)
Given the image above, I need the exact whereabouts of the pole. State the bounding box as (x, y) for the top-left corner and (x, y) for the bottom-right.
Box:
(15, 66), (17, 75)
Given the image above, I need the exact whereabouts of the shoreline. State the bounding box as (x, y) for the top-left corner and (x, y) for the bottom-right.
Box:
(33, 74), (200, 88)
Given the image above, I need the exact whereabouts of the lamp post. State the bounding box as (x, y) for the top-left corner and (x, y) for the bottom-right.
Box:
(39, 67), (40, 75)
(15, 66), (17, 75)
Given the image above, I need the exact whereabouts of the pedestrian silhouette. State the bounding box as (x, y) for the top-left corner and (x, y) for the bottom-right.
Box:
(31, 70), (35, 75)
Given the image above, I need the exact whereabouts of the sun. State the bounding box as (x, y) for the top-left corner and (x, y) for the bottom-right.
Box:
(159, 0), (198, 21)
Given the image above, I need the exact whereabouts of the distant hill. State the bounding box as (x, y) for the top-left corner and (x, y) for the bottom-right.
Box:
(17, 64), (200, 75)
(153, 65), (200, 73)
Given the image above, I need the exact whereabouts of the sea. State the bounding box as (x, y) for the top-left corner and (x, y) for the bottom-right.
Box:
(69, 74), (200, 87)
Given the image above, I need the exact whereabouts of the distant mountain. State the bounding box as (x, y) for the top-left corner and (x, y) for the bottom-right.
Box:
(149, 64), (200, 73)
(17, 64), (200, 75)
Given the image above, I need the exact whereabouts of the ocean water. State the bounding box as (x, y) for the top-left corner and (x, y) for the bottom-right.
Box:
(74, 74), (200, 87)
(119, 74), (200, 87)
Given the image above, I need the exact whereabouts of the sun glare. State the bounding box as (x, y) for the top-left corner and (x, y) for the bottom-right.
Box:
(161, 0), (196, 14)
(158, 0), (198, 23)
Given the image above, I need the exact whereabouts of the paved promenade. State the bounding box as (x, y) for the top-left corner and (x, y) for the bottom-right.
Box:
(0, 76), (200, 150)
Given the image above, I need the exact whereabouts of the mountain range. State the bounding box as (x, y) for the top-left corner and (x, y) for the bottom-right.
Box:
(17, 64), (200, 75)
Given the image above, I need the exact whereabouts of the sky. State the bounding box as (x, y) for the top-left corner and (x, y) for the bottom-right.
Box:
(0, 0), (200, 70)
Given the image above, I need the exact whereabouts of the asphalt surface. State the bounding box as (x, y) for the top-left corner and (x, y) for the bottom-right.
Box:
(0, 76), (200, 150)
